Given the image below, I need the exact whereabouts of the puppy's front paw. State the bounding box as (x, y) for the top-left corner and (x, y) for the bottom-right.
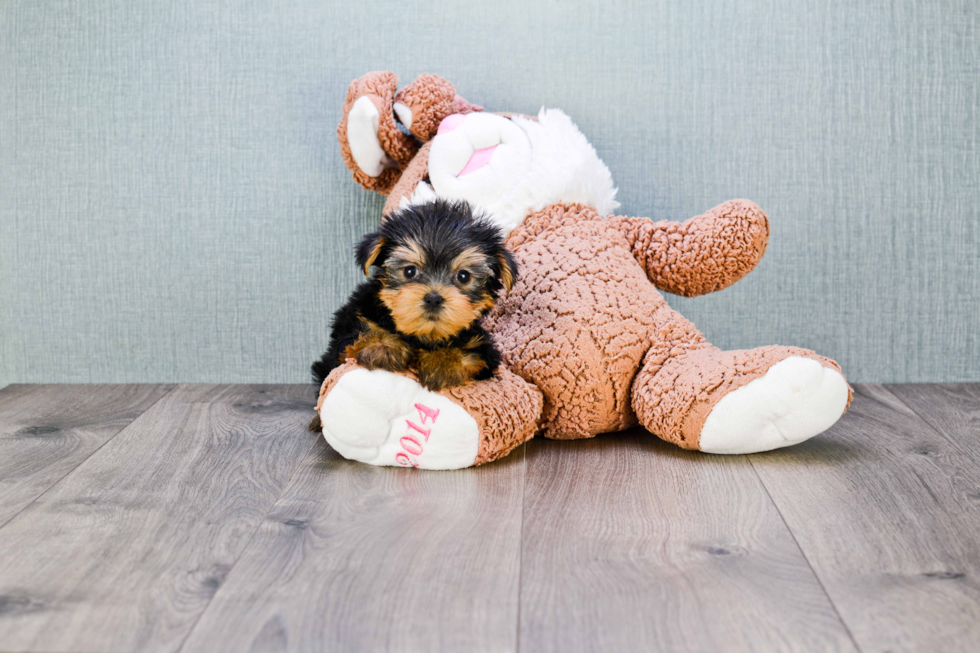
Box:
(416, 348), (486, 391)
(346, 329), (413, 372)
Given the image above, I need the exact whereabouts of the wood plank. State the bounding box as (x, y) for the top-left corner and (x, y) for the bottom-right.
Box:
(0, 384), (317, 653)
(518, 430), (856, 653)
(180, 438), (526, 653)
(750, 384), (980, 652)
(888, 383), (980, 447)
(0, 384), (174, 526)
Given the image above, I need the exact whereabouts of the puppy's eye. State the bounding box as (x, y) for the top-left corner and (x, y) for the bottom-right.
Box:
(455, 270), (471, 284)
(404, 266), (418, 279)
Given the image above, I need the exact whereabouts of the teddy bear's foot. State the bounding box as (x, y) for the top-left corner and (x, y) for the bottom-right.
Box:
(698, 356), (849, 454)
(316, 362), (543, 469)
(632, 345), (851, 454)
(317, 366), (480, 469)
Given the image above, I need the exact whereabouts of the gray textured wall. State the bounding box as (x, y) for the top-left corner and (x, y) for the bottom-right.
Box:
(1, 0), (978, 386)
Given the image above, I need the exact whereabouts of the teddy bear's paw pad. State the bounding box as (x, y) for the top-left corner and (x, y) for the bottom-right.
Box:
(698, 356), (849, 454)
(319, 368), (480, 469)
(393, 102), (413, 130)
(348, 96), (396, 177)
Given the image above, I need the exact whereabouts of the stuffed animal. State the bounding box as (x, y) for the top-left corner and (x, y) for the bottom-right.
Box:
(316, 71), (851, 470)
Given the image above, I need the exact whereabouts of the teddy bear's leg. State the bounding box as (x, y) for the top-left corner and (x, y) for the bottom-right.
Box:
(631, 305), (851, 454)
(315, 362), (542, 469)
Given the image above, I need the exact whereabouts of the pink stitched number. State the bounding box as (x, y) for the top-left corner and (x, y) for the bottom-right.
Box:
(396, 403), (440, 467)
(400, 435), (424, 456)
(415, 403), (440, 424)
(405, 420), (431, 442)
(395, 452), (418, 467)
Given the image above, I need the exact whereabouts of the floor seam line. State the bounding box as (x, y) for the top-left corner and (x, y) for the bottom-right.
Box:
(0, 383), (179, 532)
(175, 432), (321, 653)
(515, 442), (528, 653)
(882, 383), (966, 451)
(748, 454), (865, 653)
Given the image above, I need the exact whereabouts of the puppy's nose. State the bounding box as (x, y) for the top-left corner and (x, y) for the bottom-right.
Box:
(424, 292), (444, 310)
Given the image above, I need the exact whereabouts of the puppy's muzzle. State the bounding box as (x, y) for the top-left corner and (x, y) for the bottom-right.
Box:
(423, 292), (444, 313)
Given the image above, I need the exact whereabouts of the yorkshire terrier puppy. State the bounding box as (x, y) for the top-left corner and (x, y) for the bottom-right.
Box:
(310, 200), (517, 430)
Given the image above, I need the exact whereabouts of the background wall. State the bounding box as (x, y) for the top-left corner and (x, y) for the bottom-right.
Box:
(1, 0), (978, 386)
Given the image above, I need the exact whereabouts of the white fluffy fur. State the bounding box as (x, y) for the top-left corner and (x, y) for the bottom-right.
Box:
(409, 109), (619, 235)
(400, 179), (439, 210)
(512, 109), (620, 218)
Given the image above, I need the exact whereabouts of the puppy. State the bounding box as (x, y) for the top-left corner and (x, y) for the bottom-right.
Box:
(310, 199), (517, 430)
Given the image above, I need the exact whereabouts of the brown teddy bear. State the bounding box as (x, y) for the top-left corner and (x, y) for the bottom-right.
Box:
(316, 71), (851, 470)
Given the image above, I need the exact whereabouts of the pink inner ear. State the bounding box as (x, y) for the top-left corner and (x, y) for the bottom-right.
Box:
(437, 113), (466, 135)
(458, 145), (497, 177)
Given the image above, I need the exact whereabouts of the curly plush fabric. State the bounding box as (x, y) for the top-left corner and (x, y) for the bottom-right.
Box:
(452, 94), (483, 116)
(632, 344), (850, 449)
(484, 201), (788, 440)
(393, 74), (483, 143)
(383, 142), (431, 217)
(337, 72), (419, 194)
(394, 74), (457, 142)
(316, 361), (354, 411)
(441, 368), (543, 465)
(485, 203), (662, 438)
(610, 199), (770, 297)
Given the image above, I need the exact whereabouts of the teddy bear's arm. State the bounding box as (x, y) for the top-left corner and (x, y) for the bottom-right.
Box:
(393, 73), (482, 142)
(337, 72), (483, 196)
(611, 199), (770, 297)
(338, 72), (419, 194)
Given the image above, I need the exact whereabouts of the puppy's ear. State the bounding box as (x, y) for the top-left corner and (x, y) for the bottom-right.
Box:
(355, 232), (385, 276)
(494, 249), (518, 293)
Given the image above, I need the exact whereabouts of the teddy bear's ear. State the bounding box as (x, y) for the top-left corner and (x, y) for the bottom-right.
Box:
(337, 71), (421, 195)
(393, 74), (483, 142)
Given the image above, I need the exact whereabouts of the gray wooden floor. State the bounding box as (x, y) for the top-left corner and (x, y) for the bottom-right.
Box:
(0, 383), (977, 653)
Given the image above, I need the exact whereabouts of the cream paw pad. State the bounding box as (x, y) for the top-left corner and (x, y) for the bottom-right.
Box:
(319, 368), (480, 470)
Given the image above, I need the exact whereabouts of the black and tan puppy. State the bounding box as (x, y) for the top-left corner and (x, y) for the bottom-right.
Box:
(311, 200), (517, 429)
